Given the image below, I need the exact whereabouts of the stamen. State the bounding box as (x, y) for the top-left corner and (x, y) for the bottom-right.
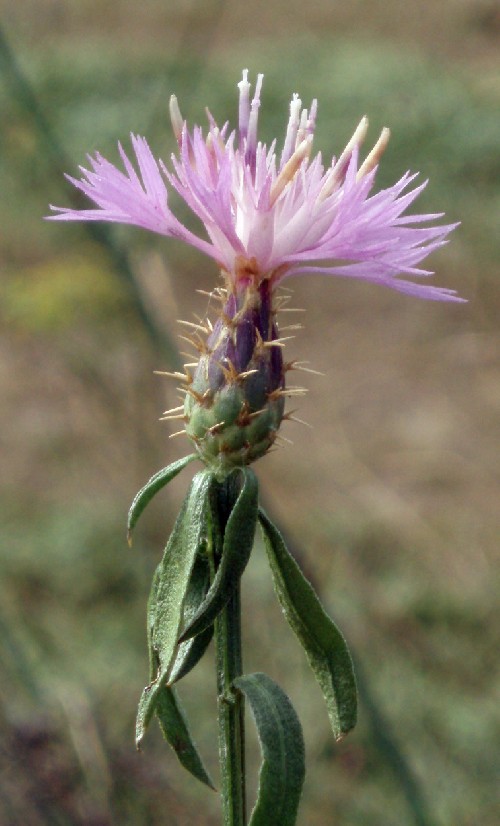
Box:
(205, 125), (225, 154)
(295, 108), (309, 148)
(238, 69), (251, 148)
(280, 93), (302, 166)
(246, 73), (264, 170)
(307, 99), (318, 136)
(356, 127), (390, 180)
(270, 136), (312, 206)
(318, 116), (369, 202)
(169, 95), (184, 144)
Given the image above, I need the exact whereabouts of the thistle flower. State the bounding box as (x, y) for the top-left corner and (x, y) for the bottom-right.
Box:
(49, 70), (463, 474)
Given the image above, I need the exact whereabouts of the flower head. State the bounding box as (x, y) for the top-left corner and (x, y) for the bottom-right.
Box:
(49, 69), (462, 303)
(49, 71), (463, 474)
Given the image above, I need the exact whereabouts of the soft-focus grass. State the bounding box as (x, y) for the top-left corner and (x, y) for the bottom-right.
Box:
(1, 3), (499, 824)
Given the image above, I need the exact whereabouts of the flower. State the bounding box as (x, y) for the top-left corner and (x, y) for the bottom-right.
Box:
(49, 71), (464, 473)
(49, 69), (463, 303)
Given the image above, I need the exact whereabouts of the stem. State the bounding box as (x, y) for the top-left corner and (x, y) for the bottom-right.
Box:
(210, 477), (246, 826)
(216, 581), (246, 826)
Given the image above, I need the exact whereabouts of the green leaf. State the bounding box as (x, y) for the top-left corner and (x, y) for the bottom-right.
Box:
(146, 562), (161, 681)
(178, 468), (259, 643)
(127, 454), (197, 543)
(136, 470), (213, 747)
(234, 672), (305, 826)
(155, 684), (215, 790)
(169, 554), (214, 684)
(259, 509), (357, 741)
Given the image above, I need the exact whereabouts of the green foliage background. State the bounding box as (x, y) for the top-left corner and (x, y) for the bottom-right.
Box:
(1, 1), (498, 824)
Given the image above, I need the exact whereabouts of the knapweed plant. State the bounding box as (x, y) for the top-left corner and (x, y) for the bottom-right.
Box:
(49, 70), (463, 825)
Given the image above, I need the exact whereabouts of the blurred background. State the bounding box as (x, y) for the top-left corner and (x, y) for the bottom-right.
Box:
(1, 1), (499, 824)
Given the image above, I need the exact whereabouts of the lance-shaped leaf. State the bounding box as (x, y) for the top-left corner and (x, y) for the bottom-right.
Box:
(155, 683), (215, 789)
(136, 470), (212, 747)
(147, 562), (162, 680)
(234, 672), (305, 826)
(168, 554), (214, 684)
(259, 508), (357, 740)
(178, 468), (258, 643)
(127, 454), (197, 543)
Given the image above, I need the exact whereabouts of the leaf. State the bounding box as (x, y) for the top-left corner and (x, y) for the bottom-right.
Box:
(146, 562), (161, 680)
(234, 672), (305, 826)
(136, 470), (213, 747)
(178, 468), (258, 643)
(155, 683), (215, 790)
(127, 454), (197, 543)
(168, 554), (214, 684)
(258, 508), (357, 741)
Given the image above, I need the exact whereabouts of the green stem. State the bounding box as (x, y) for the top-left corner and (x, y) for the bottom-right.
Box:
(216, 582), (246, 826)
(210, 478), (246, 826)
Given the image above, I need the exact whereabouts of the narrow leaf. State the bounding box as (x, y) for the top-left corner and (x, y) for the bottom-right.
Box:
(178, 468), (258, 643)
(147, 562), (161, 680)
(155, 684), (215, 790)
(136, 471), (212, 747)
(169, 554), (214, 684)
(234, 672), (305, 826)
(127, 454), (197, 543)
(259, 509), (357, 740)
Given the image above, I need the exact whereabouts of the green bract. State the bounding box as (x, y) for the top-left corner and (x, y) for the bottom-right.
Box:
(185, 380), (284, 475)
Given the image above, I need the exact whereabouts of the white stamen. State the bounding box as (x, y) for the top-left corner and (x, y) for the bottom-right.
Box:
(281, 94), (302, 165)
(246, 73), (264, 162)
(238, 69), (251, 146)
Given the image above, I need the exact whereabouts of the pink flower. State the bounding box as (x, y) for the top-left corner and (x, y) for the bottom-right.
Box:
(49, 70), (463, 302)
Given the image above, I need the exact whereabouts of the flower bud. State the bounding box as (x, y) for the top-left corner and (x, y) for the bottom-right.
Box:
(184, 278), (285, 476)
